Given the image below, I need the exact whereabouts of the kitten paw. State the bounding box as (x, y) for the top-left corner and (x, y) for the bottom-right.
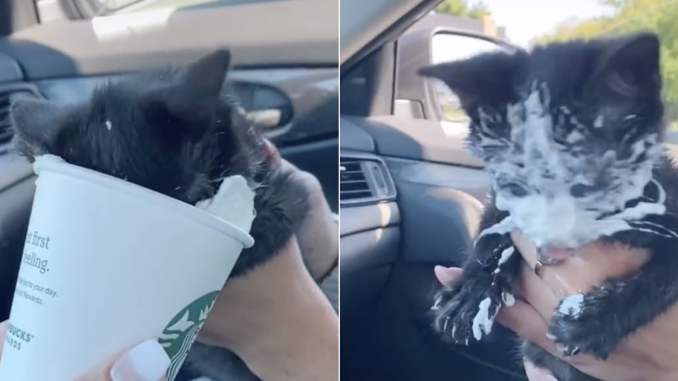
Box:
(433, 284), (508, 345)
(548, 293), (618, 360)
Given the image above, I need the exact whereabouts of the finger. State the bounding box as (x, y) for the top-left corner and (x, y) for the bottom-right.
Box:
(75, 340), (169, 381)
(497, 299), (560, 356)
(262, 139), (282, 169)
(517, 260), (560, 320)
(511, 231), (539, 270)
(524, 360), (559, 381)
(0, 320), (7, 356)
(499, 299), (600, 370)
(512, 232), (649, 296)
(434, 266), (463, 286)
(512, 231), (580, 299)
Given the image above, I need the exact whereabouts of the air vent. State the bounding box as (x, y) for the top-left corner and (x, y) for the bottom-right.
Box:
(340, 156), (396, 206)
(0, 86), (42, 147)
(341, 158), (373, 200)
(0, 93), (14, 144)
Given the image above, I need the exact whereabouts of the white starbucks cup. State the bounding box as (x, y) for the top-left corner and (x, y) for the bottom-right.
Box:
(0, 155), (255, 380)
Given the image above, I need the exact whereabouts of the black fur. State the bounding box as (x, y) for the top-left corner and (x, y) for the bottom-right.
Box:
(422, 33), (678, 381)
(11, 50), (307, 380)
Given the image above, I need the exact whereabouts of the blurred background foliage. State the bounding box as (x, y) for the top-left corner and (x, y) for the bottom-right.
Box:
(435, 0), (490, 20)
(436, 0), (678, 130)
(534, 0), (678, 125)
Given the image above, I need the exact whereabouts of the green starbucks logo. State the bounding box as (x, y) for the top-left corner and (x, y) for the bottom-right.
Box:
(159, 291), (220, 380)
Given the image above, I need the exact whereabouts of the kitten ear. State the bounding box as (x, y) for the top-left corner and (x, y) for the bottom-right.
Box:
(11, 97), (64, 152)
(591, 33), (661, 100)
(145, 49), (231, 129)
(418, 50), (527, 111)
(174, 49), (231, 108)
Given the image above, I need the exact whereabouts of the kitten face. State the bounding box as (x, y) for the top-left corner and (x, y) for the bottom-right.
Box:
(11, 50), (260, 205)
(422, 33), (665, 249)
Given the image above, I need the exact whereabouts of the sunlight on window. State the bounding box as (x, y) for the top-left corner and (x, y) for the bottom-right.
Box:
(431, 34), (503, 125)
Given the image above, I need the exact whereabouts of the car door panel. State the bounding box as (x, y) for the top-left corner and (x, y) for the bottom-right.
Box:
(34, 68), (338, 144)
(341, 115), (486, 268)
(0, 2), (337, 79)
(385, 160), (483, 264)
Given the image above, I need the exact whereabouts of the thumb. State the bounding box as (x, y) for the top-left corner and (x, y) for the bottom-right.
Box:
(75, 340), (170, 381)
(434, 265), (463, 286)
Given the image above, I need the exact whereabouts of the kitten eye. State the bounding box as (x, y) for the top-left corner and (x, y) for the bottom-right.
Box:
(501, 182), (529, 197)
(570, 183), (599, 198)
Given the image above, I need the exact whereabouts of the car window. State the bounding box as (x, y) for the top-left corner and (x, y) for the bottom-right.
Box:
(425, 0), (678, 142)
(430, 34), (504, 125)
(431, 33), (501, 64)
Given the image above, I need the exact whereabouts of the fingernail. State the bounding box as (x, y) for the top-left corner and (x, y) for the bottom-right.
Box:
(434, 265), (461, 285)
(524, 361), (559, 381)
(110, 340), (170, 381)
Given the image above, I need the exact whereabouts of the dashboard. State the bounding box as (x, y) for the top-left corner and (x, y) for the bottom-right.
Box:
(340, 115), (529, 380)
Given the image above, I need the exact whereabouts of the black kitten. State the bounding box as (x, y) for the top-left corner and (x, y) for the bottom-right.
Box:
(11, 50), (308, 379)
(421, 33), (678, 381)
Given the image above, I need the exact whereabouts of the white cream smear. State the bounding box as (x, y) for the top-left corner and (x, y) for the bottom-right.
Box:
(559, 293), (584, 318)
(431, 297), (441, 311)
(196, 175), (256, 234)
(475, 83), (668, 249)
(472, 297), (496, 340)
(493, 246), (515, 274)
(497, 246), (515, 266)
(502, 292), (516, 306)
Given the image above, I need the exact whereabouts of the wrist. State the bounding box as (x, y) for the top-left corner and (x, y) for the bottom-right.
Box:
(238, 287), (338, 381)
(198, 237), (338, 380)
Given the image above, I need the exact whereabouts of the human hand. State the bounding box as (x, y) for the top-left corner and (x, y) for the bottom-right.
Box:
(434, 233), (678, 381)
(508, 232), (678, 381)
(0, 320), (169, 381)
(195, 140), (338, 380)
(263, 140), (338, 280)
(198, 236), (338, 381)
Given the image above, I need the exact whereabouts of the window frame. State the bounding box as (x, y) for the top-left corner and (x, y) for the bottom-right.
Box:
(69, 0), (279, 18)
(70, 0), (145, 17)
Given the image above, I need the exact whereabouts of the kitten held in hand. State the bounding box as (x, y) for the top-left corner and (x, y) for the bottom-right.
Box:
(421, 33), (678, 381)
(10, 51), (308, 380)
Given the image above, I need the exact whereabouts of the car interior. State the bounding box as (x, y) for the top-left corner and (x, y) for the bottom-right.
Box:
(0, 1), (337, 379)
(340, 0), (530, 379)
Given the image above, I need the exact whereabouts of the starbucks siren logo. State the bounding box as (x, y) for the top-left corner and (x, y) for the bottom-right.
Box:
(159, 291), (220, 380)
